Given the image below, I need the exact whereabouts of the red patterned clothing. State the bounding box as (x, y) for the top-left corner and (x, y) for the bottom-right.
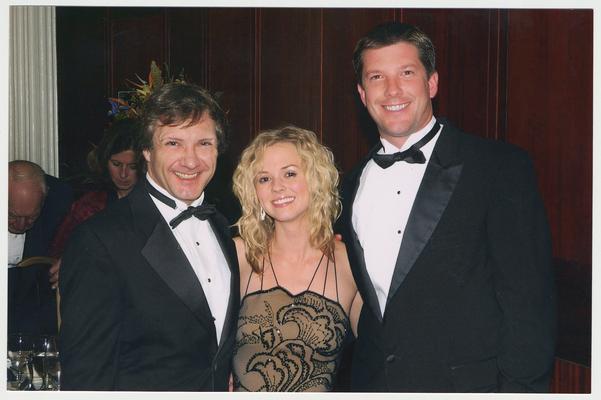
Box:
(49, 190), (116, 258)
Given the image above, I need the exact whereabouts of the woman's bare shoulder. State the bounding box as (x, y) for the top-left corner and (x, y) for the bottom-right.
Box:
(334, 240), (355, 282)
(233, 237), (251, 273)
(233, 236), (245, 249)
(333, 239), (349, 263)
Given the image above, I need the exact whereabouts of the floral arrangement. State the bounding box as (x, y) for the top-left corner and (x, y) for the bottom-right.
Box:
(108, 61), (186, 120)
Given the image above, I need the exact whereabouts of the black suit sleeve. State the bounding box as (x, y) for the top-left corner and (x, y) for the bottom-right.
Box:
(23, 175), (73, 257)
(59, 223), (123, 390)
(487, 149), (556, 392)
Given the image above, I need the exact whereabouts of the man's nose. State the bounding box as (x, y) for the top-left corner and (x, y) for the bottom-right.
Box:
(182, 146), (201, 168)
(385, 76), (403, 96)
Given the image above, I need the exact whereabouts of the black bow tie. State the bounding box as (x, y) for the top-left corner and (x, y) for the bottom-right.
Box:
(168, 204), (216, 228)
(144, 177), (216, 229)
(372, 121), (440, 169)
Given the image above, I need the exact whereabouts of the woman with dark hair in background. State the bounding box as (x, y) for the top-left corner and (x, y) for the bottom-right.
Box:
(48, 118), (144, 285)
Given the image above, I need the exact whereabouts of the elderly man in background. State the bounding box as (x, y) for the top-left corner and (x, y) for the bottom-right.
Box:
(8, 160), (73, 336)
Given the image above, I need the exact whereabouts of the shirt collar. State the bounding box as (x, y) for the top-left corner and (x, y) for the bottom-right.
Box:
(146, 173), (204, 212)
(380, 116), (437, 154)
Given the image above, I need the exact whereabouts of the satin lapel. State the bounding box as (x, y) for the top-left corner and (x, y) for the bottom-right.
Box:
(130, 184), (215, 329)
(141, 223), (215, 328)
(342, 145), (384, 322)
(207, 215), (240, 352)
(386, 125), (463, 309)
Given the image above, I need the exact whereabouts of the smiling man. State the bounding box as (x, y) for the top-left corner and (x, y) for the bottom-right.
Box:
(339, 22), (556, 392)
(59, 83), (239, 391)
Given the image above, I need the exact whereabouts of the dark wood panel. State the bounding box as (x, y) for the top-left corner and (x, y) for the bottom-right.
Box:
(108, 8), (166, 96)
(505, 10), (592, 265)
(204, 7), (257, 223)
(322, 8), (393, 174)
(207, 7), (255, 158)
(165, 7), (207, 87)
(550, 358), (591, 393)
(554, 258), (591, 367)
(403, 9), (502, 140)
(56, 7), (109, 180)
(505, 11), (592, 388)
(258, 8), (322, 133)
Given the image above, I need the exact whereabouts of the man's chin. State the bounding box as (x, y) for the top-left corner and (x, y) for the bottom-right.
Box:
(171, 182), (208, 203)
(174, 189), (204, 204)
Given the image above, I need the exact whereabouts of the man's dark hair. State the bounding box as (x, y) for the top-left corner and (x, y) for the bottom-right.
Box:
(353, 21), (436, 85)
(139, 82), (229, 153)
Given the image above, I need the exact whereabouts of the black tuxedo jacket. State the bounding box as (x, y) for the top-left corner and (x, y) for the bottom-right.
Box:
(59, 182), (240, 391)
(8, 175), (73, 336)
(339, 119), (555, 392)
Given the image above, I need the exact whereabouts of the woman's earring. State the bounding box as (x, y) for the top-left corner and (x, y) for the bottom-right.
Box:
(260, 207), (266, 221)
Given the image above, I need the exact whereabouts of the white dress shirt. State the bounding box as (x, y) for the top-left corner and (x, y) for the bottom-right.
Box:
(146, 174), (231, 344)
(8, 232), (26, 268)
(352, 117), (442, 316)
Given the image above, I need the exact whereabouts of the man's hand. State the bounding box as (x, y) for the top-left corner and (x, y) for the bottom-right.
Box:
(49, 258), (61, 289)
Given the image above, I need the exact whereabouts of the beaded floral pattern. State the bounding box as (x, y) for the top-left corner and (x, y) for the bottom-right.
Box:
(233, 287), (349, 392)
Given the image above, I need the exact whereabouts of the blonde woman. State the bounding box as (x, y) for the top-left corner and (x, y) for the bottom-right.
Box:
(231, 126), (362, 392)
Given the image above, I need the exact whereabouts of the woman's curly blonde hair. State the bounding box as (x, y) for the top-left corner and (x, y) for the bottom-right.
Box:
(232, 126), (341, 273)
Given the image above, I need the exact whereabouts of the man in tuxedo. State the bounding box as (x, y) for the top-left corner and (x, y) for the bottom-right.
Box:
(8, 160), (73, 336)
(339, 22), (555, 392)
(59, 82), (240, 391)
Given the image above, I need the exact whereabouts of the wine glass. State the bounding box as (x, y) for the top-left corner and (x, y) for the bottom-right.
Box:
(7, 333), (34, 390)
(33, 335), (60, 390)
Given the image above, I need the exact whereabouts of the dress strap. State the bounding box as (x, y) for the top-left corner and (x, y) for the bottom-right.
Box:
(267, 250), (280, 288)
(307, 252), (326, 291)
(322, 256), (330, 296)
(260, 257), (266, 291)
(244, 265), (254, 297)
(332, 249), (340, 304)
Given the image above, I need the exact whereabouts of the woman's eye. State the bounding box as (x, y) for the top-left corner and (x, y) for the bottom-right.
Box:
(257, 176), (270, 184)
(165, 140), (178, 146)
(285, 171), (297, 178)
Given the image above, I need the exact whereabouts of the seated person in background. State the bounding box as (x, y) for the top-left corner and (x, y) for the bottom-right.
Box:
(8, 160), (73, 336)
(48, 118), (143, 287)
(231, 126), (362, 392)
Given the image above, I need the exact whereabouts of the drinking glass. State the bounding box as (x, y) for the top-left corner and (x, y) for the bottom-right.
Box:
(33, 335), (60, 390)
(7, 333), (34, 390)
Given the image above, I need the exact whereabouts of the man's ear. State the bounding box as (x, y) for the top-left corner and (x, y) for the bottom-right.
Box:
(143, 149), (151, 163)
(428, 71), (439, 99)
(357, 83), (367, 106)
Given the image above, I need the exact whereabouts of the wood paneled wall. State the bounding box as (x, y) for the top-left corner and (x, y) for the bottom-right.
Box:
(550, 358), (592, 393)
(55, 7), (592, 393)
